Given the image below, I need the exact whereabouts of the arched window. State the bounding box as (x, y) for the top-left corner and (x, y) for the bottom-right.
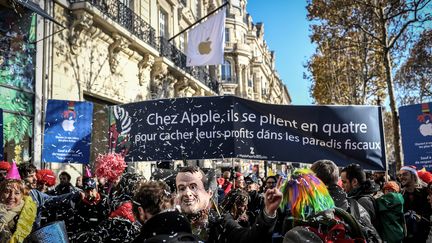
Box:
(221, 60), (232, 82)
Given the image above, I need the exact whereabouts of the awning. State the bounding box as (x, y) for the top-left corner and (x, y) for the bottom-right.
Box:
(12, 0), (64, 27)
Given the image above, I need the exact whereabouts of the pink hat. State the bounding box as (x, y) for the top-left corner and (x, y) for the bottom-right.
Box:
(6, 160), (21, 180)
(85, 166), (92, 178)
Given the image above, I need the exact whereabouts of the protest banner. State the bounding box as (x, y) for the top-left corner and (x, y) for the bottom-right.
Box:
(400, 102), (432, 170)
(42, 100), (93, 164)
(109, 96), (386, 170)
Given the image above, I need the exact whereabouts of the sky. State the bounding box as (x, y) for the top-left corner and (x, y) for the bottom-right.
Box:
(246, 1), (315, 105)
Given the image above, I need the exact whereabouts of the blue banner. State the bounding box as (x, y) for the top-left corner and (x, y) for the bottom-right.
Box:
(0, 109), (3, 160)
(42, 100), (93, 164)
(109, 96), (386, 170)
(399, 102), (432, 170)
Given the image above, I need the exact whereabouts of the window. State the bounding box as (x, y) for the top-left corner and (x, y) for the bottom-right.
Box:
(221, 60), (232, 82)
(0, 10), (36, 163)
(159, 10), (168, 38)
(248, 79), (253, 88)
(225, 28), (230, 43)
(195, 0), (200, 18)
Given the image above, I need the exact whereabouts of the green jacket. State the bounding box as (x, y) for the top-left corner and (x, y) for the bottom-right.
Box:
(376, 192), (405, 243)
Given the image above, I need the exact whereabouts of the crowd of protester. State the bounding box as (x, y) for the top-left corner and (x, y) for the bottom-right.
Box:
(1, 158), (432, 243)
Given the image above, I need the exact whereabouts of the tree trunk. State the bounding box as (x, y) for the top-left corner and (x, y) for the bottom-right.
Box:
(383, 49), (403, 170)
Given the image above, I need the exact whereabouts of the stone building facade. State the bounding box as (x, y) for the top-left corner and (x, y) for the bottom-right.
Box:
(0, 0), (290, 180)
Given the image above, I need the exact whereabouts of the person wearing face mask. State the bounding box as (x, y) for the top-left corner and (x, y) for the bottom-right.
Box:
(175, 166), (282, 243)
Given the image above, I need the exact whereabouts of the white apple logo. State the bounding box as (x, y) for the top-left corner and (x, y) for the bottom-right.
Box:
(62, 119), (76, 132)
(419, 120), (432, 136)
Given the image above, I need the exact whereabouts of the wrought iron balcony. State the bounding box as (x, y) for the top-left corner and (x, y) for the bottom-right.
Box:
(69, 0), (218, 93)
(69, 0), (157, 49)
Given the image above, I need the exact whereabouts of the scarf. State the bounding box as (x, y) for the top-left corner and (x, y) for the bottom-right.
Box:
(3, 196), (37, 243)
(187, 209), (210, 240)
(82, 192), (101, 206)
(11, 196), (37, 243)
(0, 200), (24, 229)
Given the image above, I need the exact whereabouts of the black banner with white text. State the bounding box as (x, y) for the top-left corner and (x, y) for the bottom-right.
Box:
(108, 96), (386, 170)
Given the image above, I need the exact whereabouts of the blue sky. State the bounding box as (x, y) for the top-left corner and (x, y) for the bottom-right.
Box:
(246, 1), (315, 105)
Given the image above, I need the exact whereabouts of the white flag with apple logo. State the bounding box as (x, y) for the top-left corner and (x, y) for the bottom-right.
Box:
(186, 8), (226, 67)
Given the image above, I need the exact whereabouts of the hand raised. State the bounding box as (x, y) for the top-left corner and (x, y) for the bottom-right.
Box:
(264, 176), (283, 217)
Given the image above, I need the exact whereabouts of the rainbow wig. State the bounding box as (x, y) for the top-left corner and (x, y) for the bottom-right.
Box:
(280, 168), (334, 220)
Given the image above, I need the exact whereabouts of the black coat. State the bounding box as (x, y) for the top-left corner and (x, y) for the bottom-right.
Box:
(132, 210), (192, 242)
(207, 209), (277, 243)
(69, 195), (110, 235)
(72, 217), (141, 243)
(327, 184), (349, 211)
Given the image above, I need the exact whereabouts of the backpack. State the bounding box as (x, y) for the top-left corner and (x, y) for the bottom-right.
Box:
(284, 208), (366, 243)
(347, 198), (382, 243)
(375, 192), (405, 243)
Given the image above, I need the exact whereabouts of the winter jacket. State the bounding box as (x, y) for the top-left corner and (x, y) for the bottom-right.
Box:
(347, 180), (378, 221)
(50, 183), (78, 195)
(72, 201), (140, 243)
(402, 187), (432, 243)
(207, 209), (277, 243)
(132, 210), (192, 242)
(327, 184), (349, 211)
(30, 189), (80, 229)
(73, 217), (141, 243)
(69, 193), (110, 235)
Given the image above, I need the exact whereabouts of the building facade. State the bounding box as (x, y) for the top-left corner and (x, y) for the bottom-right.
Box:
(0, 0), (290, 180)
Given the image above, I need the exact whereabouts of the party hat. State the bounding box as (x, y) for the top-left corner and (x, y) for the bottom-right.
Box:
(6, 160), (21, 180)
(85, 166), (92, 178)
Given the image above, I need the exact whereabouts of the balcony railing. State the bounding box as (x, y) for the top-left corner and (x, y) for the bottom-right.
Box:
(70, 0), (157, 49)
(69, 0), (218, 93)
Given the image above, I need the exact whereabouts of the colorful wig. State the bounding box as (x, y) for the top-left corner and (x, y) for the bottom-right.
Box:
(0, 161), (11, 171)
(280, 168), (334, 220)
(36, 169), (56, 187)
